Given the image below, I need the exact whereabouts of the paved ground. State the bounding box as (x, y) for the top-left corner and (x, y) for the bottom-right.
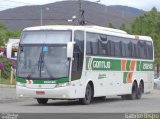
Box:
(0, 87), (160, 113)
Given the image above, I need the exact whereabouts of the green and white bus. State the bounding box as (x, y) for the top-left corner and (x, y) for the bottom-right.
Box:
(16, 25), (154, 105)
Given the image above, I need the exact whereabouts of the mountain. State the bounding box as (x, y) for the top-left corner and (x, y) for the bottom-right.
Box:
(0, 0), (145, 30)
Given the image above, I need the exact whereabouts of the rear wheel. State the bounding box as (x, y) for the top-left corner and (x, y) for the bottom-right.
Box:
(137, 82), (143, 99)
(128, 82), (138, 100)
(37, 98), (48, 105)
(79, 84), (92, 105)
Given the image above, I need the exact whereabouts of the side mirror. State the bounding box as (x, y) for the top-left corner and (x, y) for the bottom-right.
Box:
(67, 42), (75, 59)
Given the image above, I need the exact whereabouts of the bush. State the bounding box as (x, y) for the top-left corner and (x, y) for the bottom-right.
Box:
(0, 56), (16, 79)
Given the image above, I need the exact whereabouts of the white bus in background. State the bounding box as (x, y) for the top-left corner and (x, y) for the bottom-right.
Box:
(16, 25), (154, 105)
(6, 38), (20, 60)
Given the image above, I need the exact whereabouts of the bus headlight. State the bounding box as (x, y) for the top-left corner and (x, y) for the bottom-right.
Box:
(16, 82), (26, 87)
(55, 82), (70, 88)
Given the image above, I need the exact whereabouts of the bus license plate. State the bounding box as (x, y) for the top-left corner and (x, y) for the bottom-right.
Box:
(36, 91), (45, 95)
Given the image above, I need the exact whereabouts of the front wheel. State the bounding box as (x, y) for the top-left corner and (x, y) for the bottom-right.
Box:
(37, 98), (48, 105)
(79, 84), (92, 105)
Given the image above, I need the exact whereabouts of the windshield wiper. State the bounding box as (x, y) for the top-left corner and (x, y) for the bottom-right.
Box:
(38, 48), (44, 78)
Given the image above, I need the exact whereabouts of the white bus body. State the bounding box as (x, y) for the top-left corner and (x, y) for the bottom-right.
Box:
(16, 25), (154, 105)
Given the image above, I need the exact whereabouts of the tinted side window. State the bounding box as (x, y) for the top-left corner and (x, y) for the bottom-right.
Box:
(146, 41), (153, 59)
(86, 33), (153, 60)
(121, 41), (126, 57)
(123, 39), (130, 57)
(114, 40), (121, 57)
(131, 40), (137, 58)
(138, 41), (145, 59)
(98, 35), (108, 56)
(86, 33), (99, 55)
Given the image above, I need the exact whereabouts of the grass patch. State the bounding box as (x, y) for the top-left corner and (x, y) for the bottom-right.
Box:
(0, 78), (16, 85)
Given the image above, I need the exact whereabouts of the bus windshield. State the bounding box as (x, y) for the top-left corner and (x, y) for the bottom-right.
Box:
(16, 30), (71, 79)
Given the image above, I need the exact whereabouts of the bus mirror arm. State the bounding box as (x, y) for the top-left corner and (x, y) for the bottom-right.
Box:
(67, 42), (75, 59)
(67, 57), (74, 61)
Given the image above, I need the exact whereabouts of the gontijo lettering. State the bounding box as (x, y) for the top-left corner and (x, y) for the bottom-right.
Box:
(93, 61), (111, 69)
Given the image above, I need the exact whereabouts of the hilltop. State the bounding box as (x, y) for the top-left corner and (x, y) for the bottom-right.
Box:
(0, 0), (144, 30)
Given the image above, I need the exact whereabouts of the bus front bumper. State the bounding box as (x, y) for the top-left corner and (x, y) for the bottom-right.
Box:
(16, 85), (76, 99)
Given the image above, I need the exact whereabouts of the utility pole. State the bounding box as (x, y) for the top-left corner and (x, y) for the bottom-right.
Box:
(40, 7), (49, 26)
(78, 0), (86, 25)
(40, 8), (43, 26)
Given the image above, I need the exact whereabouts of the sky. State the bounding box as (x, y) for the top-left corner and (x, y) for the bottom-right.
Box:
(0, 0), (160, 11)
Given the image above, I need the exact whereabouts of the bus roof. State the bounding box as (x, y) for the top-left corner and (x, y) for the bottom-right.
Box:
(23, 25), (153, 42)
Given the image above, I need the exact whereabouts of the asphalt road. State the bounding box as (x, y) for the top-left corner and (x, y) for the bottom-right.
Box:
(0, 87), (160, 114)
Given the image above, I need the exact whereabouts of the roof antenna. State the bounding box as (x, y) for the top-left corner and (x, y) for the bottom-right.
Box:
(78, 0), (86, 25)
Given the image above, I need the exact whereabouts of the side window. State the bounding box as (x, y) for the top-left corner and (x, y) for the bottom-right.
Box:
(86, 33), (99, 55)
(131, 40), (137, 58)
(98, 35), (108, 56)
(71, 30), (84, 81)
(123, 40), (130, 57)
(121, 41), (126, 57)
(110, 40), (115, 56)
(86, 34), (153, 60)
(128, 41), (132, 57)
(120, 38), (131, 58)
(146, 41), (153, 59)
(114, 38), (121, 57)
(135, 44), (140, 59)
(108, 36), (122, 57)
(138, 41), (145, 59)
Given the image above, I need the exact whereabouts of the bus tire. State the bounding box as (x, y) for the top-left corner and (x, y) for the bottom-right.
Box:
(37, 98), (48, 105)
(128, 82), (138, 100)
(79, 83), (92, 105)
(137, 82), (143, 99)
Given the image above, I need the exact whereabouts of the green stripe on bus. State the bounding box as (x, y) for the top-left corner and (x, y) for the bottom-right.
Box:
(123, 72), (128, 84)
(86, 57), (153, 71)
(137, 61), (141, 71)
(126, 60), (131, 71)
(16, 77), (26, 83)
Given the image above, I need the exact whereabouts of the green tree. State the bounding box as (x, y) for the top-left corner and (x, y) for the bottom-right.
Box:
(0, 22), (21, 46)
(108, 23), (115, 28)
(0, 22), (7, 30)
(0, 31), (6, 46)
(119, 23), (130, 33)
(5, 30), (21, 43)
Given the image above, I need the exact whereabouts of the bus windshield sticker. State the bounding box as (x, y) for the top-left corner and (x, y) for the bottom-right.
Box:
(43, 46), (48, 52)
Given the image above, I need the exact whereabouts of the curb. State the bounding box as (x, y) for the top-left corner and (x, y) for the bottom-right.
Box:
(0, 84), (16, 88)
